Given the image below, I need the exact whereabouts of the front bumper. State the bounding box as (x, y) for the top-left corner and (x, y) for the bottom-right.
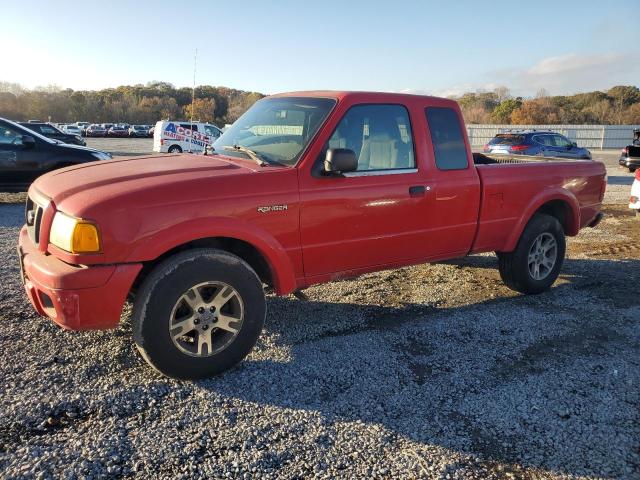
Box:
(18, 226), (142, 330)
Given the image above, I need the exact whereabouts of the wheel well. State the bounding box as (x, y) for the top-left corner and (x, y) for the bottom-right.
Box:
(129, 237), (273, 299)
(535, 200), (573, 234)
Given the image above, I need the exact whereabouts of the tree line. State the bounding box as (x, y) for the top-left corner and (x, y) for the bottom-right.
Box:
(455, 85), (640, 125)
(0, 81), (264, 127)
(1, 81), (639, 126)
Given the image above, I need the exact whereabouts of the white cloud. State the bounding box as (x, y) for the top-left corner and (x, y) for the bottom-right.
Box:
(492, 52), (640, 96)
(397, 83), (501, 98)
(400, 52), (640, 99)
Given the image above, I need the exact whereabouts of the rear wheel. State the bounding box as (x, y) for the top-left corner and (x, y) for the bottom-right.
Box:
(168, 145), (182, 153)
(497, 213), (565, 294)
(132, 248), (266, 379)
(629, 167), (637, 173)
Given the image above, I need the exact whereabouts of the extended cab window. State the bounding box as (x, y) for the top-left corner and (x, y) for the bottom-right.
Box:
(425, 107), (468, 170)
(328, 104), (415, 171)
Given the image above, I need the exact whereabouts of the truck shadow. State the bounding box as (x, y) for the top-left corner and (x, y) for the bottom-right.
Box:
(198, 256), (640, 478)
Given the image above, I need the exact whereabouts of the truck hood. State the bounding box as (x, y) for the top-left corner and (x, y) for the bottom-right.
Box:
(33, 153), (260, 214)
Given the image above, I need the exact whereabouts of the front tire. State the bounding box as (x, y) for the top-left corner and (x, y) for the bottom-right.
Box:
(497, 213), (565, 294)
(132, 248), (266, 379)
(168, 145), (182, 153)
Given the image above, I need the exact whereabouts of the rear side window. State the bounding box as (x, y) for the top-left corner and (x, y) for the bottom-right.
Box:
(40, 125), (58, 134)
(533, 134), (554, 146)
(552, 134), (571, 147)
(425, 107), (468, 170)
(180, 124), (198, 131)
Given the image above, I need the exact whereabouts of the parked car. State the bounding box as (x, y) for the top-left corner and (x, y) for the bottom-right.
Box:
(75, 122), (91, 134)
(153, 120), (223, 153)
(618, 128), (640, 172)
(16, 91), (607, 379)
(18, 122), (86, 146)
(483, 130), (591, 160)
(86, 124), (107, 137)
(0, 117), (111, 191)
(108, 126), (129, 137)
(62, 125), (83, 137)
(128, 125), (149, 137)
(630, 170), (640, 215)
(101, 123), (114, 132)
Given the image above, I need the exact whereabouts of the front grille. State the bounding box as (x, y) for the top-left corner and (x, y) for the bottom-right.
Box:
(25, 196), (44, 246)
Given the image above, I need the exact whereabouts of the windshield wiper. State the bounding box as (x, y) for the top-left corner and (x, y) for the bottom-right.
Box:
(222, 145), (269, 167)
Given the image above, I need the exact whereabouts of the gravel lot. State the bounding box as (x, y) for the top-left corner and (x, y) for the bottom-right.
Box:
(0, 152), (638, 479)
(85, 137), (153, 157)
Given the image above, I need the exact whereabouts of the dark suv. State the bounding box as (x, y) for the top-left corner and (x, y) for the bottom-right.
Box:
(0, 117), (112, 192)
(484, 130), (591, 160)
(18, 122), (86, 146)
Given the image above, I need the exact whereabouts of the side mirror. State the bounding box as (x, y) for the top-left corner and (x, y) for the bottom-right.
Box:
(571, 142), (577, 148)
(21, 135), (36, 149)
(324, 148), (357, 174)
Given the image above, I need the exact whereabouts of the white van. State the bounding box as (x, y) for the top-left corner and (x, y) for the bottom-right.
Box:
(153, 121), (223, 153)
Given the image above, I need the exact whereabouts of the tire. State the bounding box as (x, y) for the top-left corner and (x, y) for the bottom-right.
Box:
(132, 248), (266, 379)
(629, 167), (637, 173)
(168, 145), (182, 153)
(497, 213), (565, 295)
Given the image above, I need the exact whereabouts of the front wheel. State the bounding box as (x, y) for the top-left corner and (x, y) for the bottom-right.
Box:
(132, 248), (266, 379)
(497, 213), (565, 294)
(168, 145), (182, 153)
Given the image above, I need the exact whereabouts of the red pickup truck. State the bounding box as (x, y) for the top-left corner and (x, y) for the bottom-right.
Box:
(18, 91), (606, 379)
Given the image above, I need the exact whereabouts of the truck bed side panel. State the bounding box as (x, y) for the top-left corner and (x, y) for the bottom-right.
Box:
(472, 161), (606, 253)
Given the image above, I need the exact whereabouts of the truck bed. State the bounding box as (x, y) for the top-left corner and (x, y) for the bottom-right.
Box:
(470, 155), (606, 253)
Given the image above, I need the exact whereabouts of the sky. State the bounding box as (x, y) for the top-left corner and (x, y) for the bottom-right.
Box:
(3, 0), (639, 97)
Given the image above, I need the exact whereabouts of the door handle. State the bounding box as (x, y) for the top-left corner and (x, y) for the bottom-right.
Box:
(409, 185), (427, 197)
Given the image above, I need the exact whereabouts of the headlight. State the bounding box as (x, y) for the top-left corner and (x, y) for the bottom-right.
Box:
(49, 212), (101, 254)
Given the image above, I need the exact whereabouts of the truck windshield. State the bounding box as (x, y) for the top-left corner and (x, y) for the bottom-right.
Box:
(212, 97), (336, 167)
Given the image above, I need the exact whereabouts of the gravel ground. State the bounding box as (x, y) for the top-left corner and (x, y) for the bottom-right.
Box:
(85, 138), (153, 157)
(0, 154), (638, 479)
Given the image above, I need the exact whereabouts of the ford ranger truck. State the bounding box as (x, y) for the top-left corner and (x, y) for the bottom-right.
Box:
(17, 92), (607, 379)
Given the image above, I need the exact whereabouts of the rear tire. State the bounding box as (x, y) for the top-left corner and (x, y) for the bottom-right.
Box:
(168, 145), (182, 153)
(132, 248), (266, 379)
(629, 167), (637, 173)
(497, 213), (565, 294)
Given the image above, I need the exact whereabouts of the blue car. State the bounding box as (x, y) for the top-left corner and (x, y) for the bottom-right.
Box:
(483, 130), (591, 159)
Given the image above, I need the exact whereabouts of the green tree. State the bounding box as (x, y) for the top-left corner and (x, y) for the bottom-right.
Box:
(490, 98), (522, 123)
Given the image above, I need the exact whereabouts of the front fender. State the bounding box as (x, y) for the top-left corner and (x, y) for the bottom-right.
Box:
(503, 188), (580, 252)
(125, 216), (298, 295)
